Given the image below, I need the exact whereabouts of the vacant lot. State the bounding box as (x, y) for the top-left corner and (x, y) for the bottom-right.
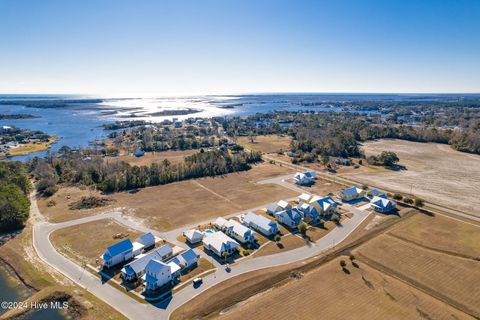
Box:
(357, 235), (480, 317)
(389, 213), (480, 259)
(215, 257), (471, 320)
(293, 177), (345, 195)
(108, 162), (297, 231)
(50, 219), (143, 265)
(342, 139), (480, 216)
(107, 149), (198, 166)
(254, 234), (306, 258)
(238, 135), (292, 153)
(37, 186), (113, 222)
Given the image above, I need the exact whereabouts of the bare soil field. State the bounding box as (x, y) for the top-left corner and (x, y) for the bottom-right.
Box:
(110, 162), (297, 231)
(50, 219), (143, 265)
(106, 149), (198, 166)
(215, 257), (471, 320)
(342, 139), (480, 216)
(356, 235), (480, 317)
(389, 213), (480, 259)
(238, 135), (292, 153)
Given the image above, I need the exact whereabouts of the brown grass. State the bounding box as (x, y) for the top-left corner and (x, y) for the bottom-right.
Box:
(50, 219), (143, 265)
(254, 234), (306, 258)
(178, 258), (215, 283)
(110, 162), (297, 231)
(215, 257), (472, 320)
(389, 213), (480, 259)
(294, 177), (345, 195)
(237, 135), (292, 154)
(356, 234), (480, 317)
(344, 139), (480, 216)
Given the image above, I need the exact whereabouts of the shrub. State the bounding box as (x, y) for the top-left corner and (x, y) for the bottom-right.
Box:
(393, 193), (403, 200)
(414, 198), (424, 207)
(298, 221), (308, 235)
(340, 260), (347, 268)
(349, 254), (355, 261)
(403, 197), (413, 204)
(274, 234), (281, 242)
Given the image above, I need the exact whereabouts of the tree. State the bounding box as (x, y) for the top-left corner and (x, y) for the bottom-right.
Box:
(403, 197), (413, 204)
(0, 182), (30, 231)
(378, 151), (399, 167)
(349, 254), (355, 261)
(320, 155), (330, 168)
(393, 193), (403, 201)
(414, 198), (424, 207)
(222, 251), (229, 263)
(340, 260), (347, 268)
(298, 221), (308, 235)
(274, 234), (281, 242)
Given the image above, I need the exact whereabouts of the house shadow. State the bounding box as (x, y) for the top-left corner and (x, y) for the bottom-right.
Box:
(202, 247), (235, 265)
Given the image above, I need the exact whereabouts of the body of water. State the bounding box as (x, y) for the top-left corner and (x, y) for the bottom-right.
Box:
(3, 93), (476, 160)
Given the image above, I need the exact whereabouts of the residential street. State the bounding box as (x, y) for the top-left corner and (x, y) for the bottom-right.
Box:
(31, 191), (371, 320)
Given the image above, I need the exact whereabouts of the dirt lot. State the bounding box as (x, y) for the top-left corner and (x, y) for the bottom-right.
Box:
(50, 219), (143, 265)
(342, 139), (480, 216)
(253, 234), (307, 258)
(356, 234), (480, 317)
(389, 213), (480, 259)
(109, 162), (297, 231)
(215, 257), (471, 320)
(107, 149), (198, 166)
(238, 135), (292, 153)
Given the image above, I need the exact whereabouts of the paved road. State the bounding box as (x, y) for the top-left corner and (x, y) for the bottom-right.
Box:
(31, 193), (371, 319)
(263, 154), (480, 224)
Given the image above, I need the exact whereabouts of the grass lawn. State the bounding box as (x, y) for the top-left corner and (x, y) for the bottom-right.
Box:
(7, 137), (56, 156)
(50, 219), (143, 266)
(237, 135), (292, 154)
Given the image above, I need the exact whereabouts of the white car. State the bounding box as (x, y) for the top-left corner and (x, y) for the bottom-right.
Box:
(193, 277), (203, 285)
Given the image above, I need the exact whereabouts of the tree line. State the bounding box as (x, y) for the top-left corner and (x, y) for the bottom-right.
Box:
(0, 161), (31, 231)
(30, 149), (262, 194)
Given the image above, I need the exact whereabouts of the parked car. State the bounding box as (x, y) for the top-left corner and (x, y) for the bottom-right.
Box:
(193, 277), (203, 286)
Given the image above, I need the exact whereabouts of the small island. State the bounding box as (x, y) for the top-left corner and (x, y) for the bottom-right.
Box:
(0, 113), (40, 120)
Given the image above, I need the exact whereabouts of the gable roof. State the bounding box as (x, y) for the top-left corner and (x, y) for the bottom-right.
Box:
(243, 212), (277, 231)
(310, 196), (338, 211)
(202, 231), (239, 253)
(105, 239), (133, 258)
(341, 186), (363, 197)
(122, 245), (173, 276)
(214, 217), (228, 228)
(298, 203), (318, 214)
(304, 171), (316, 179)
(145, 259), (170, 275)
(277, 200), (291, 209)
(299, 193), (312, 203)
(137, 232), (155, 246)
(179, 248), (199, 266)
(369, 188), (382, 196)
(184, 229), (204, 241)
(276, 208), (303, 222)
(225, 219), (253, 237)
(371, 196), (396, 209)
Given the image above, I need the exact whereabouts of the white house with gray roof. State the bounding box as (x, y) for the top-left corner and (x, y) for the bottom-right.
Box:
(224, 219), (256, 244)
(267, 200), (292, 215)
(183, 229), (204, 244)
(242, 212), (279, 236)
(121, 245), (173, 281)
(339, 186), (364, 201)
(144, 260), (172, 291)
(202, 231), (240, 257)
(274, 208), (303, 228)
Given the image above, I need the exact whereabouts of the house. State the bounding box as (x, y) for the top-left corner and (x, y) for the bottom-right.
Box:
(202, 231), (240, 258)
(274, 208), (303, 228)
(136, 232), (155, 249)
(310, 196), (338, 215)
(183, 229), (204, 244)
(214, 217), (228, 229)
(101, 239), (133, 268)
(144, 260), (172, 291)
(370, 196), (396, 213)
(304, 171), (316, 180)
(167, 261), (181, 278)
(121, 245), (173, 281)
(339, 186), (364, 201)
(224, 219), (256, 244)
(132, 241), (145, 256)
(296, 203), (319, 223)
(242, 212), (279, 236)
(168, 248), (199, 270)
(298, 193), (312, 204)
(266, 200), (292, 215)
(293, 172), (313, 185)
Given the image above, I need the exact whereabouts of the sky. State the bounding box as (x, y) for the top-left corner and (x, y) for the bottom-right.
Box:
(0, 0), (479, 96)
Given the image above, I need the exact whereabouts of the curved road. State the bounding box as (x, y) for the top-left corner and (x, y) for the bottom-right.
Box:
(31, 193), (371, 319)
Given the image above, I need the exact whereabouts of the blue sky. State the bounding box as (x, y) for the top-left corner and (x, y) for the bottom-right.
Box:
(1, 0), (479, 95)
